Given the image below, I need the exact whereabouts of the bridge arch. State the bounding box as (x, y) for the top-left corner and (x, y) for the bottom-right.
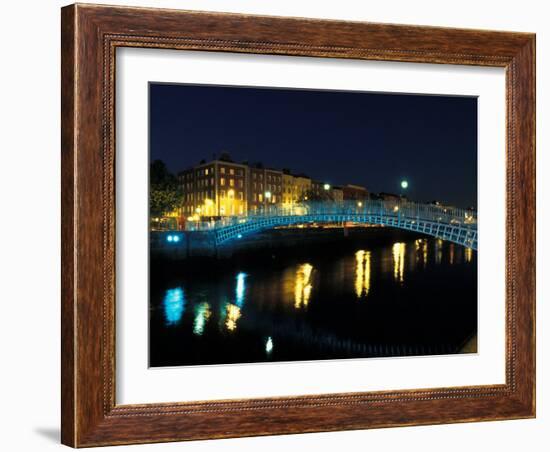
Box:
(200, 201), (477, 250)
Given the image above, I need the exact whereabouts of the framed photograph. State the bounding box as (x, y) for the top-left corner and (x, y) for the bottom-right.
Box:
(61, 3), (535, 447)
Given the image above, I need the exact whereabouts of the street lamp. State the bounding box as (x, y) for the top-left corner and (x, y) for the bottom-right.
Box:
(400, 180), (409, 189)
(323, 183), (331, 191)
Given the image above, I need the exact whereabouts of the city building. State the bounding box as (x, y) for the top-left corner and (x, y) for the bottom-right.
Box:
(179, 156), (248, 218)
(282, 171), (312, 207)
(342, 184), (369, 201)
(331, 186), (344, 203)
(178, 154), (370, 220)
(378, 192), (402, 202)
(248, 166), (283, 213)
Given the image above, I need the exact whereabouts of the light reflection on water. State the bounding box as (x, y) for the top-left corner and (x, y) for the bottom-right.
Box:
(193, 302), (211, 336)
(392, 242), (406, 283)
(151, 236), (477, 366)
(294, 263), (314, 309)
(355, 250), (371, 298)
(162, 287), (185, 325)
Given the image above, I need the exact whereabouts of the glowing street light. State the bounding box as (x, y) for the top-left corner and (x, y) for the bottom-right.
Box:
(357, 201), (363, 207)
(323, 183), (331, 191)
(265, 191), (272, 199)
(400, 180), (409, 189)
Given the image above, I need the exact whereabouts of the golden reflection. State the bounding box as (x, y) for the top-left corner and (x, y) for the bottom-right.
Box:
(465, 247), (473, 263)
(193, 302), (212, 336)
(414, 239), (428, 267)
(435, 239), (443, 265)
(355, 250), (371, 298)
(224, 303), (241, 331)
(295, 263), (313, 309)
(392, 242), (406, 283)
(449, 244), (455, 265)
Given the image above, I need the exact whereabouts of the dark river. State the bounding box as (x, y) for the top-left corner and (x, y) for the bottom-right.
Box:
(149, 229), (477, 367)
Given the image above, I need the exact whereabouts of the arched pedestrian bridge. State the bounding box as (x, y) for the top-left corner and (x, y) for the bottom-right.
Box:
(187, 201), (477, 250)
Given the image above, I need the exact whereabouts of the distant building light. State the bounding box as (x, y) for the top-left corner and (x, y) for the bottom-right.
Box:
(400, 180), (409, 189)
(323, 183), (330, 191)
(237, 234), (243, 239)
(357, 202), (363, 207)
(166, 235), (173, 242)
(173, 235), (180, 243)
(265, 191), (272, 199)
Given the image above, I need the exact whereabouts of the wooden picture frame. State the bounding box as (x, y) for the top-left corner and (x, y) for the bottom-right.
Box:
(61, 3), (535, 447)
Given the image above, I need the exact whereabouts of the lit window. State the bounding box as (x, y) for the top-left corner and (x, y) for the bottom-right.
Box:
(230, 179), (235, 187)
(238, 180), (243, 188)
(230, 168), (235, 175)
(259, 194), (263, 202)
(205, 168), (209, 175)
(239, 192), (243, 200)
(220, 167), (225, 174)
(220, 178), (225, 186)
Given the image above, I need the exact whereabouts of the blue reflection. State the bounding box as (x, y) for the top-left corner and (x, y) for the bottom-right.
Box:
(235, 272), (247, 308)
(163, 287), (185, 326)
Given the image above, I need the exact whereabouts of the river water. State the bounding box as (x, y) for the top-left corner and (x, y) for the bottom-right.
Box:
(149, 230), (477, 367)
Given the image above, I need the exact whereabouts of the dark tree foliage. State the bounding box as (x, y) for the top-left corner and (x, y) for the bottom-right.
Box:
(149, 160), (183, 217)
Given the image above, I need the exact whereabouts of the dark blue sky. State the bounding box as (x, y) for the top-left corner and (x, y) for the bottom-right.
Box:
(150, 83), (477, 208)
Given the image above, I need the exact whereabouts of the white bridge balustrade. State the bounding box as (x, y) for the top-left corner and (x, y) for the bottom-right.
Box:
(185, 200), (478, 250)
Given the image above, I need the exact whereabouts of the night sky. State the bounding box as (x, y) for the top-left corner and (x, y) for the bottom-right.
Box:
(150, 83), (477, 208)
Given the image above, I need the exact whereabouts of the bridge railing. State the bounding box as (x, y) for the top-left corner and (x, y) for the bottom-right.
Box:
(185, 200), (477, 231)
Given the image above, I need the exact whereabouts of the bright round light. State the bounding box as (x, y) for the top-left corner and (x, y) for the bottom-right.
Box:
(166, 235), (173, 242)
(400, 180), (409, 189)
(264, 191), (272, 199)
(173, 235), (180, 243)
(323, 183), (330, 191)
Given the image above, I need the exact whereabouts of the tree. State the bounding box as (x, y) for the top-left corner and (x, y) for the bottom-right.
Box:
(149, 160), (183, 217)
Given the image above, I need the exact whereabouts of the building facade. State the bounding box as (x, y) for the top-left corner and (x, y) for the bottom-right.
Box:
(178, 155), (366, 219)
(342, 184), (369, 202)
(179, 158), (248, 218)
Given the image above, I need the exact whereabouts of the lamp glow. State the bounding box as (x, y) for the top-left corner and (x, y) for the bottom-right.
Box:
(400, 180), (409, 189)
